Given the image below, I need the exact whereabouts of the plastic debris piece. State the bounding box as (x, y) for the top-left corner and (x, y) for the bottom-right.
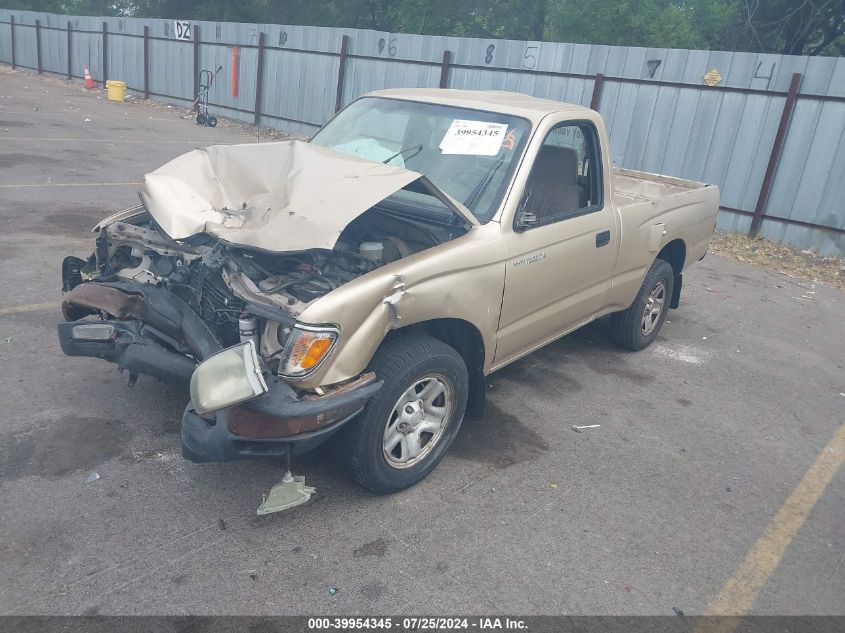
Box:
(571, 424), (601, 433)
(673, 607), (685, 618)
(256, 472), (315, 515)
(84, 471), (100, 483)
(328, 587), (338, 596)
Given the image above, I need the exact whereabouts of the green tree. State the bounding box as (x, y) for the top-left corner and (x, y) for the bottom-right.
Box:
(733, 0), (844, 55)
(0, 0), (840, 56)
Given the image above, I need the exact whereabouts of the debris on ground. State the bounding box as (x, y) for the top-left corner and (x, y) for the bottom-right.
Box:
(327, 587), (338, 596)
(673, 607), (685, 617)
(571, 424), (601, 433)
(84, 471), (100, 483)
(256, 472), (316, 515)
(709, 231), (844, 290)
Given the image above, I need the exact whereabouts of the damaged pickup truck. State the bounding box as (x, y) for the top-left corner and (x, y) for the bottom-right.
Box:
(59, 89), (719, 498)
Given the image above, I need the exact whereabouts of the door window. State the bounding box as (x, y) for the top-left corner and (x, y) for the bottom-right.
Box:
(519, 122), (603, 227)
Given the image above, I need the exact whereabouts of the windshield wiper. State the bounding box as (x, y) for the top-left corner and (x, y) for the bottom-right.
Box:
(463, 157), (504, 211)
(382, 144), (423, 165)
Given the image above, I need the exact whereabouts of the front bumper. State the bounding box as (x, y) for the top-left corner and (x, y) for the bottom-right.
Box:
(58, 319), (198, 384)
(181, 373), (383, 462)
(59, 281), (383, 461)
(58, 281), (223, 384)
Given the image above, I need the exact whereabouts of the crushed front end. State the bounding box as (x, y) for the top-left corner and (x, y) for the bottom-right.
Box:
(58, 206), (384, 461)
(58, 140), (473, 465)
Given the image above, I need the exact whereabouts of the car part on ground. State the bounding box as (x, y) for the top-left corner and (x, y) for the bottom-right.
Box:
(257, 472), (316, 514)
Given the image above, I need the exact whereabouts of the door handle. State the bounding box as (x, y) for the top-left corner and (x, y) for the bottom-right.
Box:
(595, 230), (611, 247)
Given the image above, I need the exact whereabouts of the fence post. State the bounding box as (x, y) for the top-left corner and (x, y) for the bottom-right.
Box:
(254, 31), (265, 125)
(10, 16), (15, 69)
(335, 35), (350, 113)
(193, 25), (201, 101)
(143, 26), (150, 98)
(439, 50), (451, 89)
(749, 72), (802, 237)
(590, 73), (604, 111)
(35, 19), (42, 74)
(101, 21), (108, 83)
(66, 21), (73, 80)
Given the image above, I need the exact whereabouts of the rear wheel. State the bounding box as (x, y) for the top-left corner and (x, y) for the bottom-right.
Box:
(341, 335), (468, 494)
(196, 113), (207, 126)
(206, 115), (218, 128)
(610, 259), (674, 351)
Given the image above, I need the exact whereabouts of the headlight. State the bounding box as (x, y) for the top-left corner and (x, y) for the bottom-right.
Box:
(278, 324), (339, 377)
(190, 340), (268, 416)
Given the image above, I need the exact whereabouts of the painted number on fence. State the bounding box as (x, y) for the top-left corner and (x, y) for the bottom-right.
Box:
(522, 42), (541, 70)
(173, 21), (192, 40)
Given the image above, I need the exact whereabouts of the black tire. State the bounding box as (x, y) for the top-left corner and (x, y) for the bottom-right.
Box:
(206, 116), (218, 128)
(196, 113), (207, 125)
(609, 259), (674, 351)
(341, 334), (468, 494)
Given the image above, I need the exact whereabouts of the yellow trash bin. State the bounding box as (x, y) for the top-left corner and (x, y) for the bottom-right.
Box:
(105, 80), (126, 102)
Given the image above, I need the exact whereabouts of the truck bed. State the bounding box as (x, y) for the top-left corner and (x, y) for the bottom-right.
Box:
(611, 167), (710, 209)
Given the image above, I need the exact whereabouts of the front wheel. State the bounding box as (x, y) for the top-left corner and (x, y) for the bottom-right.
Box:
(341, 335), (468, 494)
(609, 259), (674, 351)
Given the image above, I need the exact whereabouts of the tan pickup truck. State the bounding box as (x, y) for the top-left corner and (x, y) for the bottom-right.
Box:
(59, 89), (719, 495)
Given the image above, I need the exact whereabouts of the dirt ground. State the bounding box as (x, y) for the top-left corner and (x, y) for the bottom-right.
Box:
(710, 231), (845, 291)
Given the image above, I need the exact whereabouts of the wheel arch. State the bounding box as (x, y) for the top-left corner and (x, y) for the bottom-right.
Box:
(387, 318), (487, 420)
(657, 239), (686, 308)
(657, 239), (686, 276)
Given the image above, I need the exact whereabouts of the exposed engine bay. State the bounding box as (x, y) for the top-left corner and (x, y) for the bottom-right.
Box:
(68, 204), (465, 369)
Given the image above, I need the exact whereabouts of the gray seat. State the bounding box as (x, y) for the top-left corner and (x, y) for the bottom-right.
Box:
(524, 146), (583, 221)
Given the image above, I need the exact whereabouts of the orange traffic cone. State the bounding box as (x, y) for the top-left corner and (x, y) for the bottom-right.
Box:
(83, 66), (95, 89)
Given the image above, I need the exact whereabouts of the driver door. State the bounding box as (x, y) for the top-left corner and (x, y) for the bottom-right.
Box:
(494, 121), (616, 368)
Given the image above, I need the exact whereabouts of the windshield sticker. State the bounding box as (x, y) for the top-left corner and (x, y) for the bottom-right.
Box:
(439, 120), (508, 156)
(502, 129), (516, 150)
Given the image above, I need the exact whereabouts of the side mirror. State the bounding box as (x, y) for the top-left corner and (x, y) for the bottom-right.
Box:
(515, 190), (537, 231)
(516, 211), (538, 231)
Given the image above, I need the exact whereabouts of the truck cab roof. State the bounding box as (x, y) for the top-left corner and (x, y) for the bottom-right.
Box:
(366, 88), (593, 124)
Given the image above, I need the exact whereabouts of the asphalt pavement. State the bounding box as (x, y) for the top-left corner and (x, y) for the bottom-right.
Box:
(0, 66), (843, 616)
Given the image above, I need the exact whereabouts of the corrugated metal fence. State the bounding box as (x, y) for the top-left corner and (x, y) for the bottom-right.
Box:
(1, 9), (844, 256)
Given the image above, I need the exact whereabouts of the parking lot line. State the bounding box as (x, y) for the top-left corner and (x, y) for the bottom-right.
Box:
(0, 182), (142, 188)
(0, 137), (232, 144)
(705, 422), (845, 616)
(0, 301), (57, 316)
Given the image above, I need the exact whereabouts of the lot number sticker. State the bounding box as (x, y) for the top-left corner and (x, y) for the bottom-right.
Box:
(440, 120), (508, 156)
(174, 21), (192, 40)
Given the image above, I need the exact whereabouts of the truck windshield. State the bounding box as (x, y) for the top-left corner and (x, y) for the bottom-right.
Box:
(310, 97), (531, 223)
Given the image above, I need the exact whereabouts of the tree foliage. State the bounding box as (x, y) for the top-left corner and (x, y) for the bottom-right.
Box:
(2, 0), (842, 56)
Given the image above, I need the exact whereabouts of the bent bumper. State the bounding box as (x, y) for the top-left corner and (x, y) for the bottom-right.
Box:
(181, 373), (383, 462)
(58, 319), (197, 384)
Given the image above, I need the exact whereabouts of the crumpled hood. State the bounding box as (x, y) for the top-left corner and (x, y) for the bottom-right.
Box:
(140, 140), (475, 253)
